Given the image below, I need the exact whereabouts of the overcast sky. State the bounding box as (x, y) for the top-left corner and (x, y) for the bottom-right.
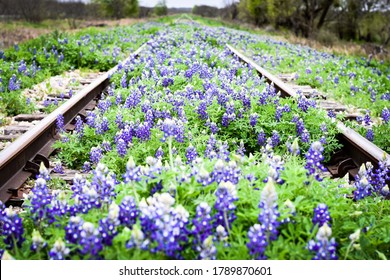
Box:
(139, 0), (229, 8)
(60, 0), (230, 8)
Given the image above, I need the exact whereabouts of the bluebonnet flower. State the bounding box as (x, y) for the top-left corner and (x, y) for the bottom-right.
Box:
(301, 129), (310, 143)
(30, 229), (47, 252)
(115, 113), (124, 130)
(363, 112), (372, 126)
(28, 177), (52, 224)
(258, 179), (280, 240)
(37, 162), (50, 181)
(74, 115), (84, 139)
(126, 225), (149, 250)
(271, 130), (280, 147)
(308, 223), (338, 260)
(79, 222), (103, 258)
(366, 129), (374, 142)
(101, 140), (112, 152)
(197, 101), (208, 120)
(192, 202), (213, 249)
(247, 224), (268, 260)
(49, 239), (70, 260)
(257, 130), (266, 146)
(53, 162), (64, 174)
(136, 122), (151, 141)
(99, 202), (120, 246)
(213, 181), (238, 232)
(155, 146), (164, 159)
(65, 216), (84, 244)
(328, 110), (336, 118)
(249, 113), (258, 127)
(95, 117), (109, 135)
(90, 163), (116, 204)
(353, 164), (374, 200)
(186, 145), (198, 164)
(116, 138), (127, 157)
(287, 138), (300, 155)
(197, 166), (214, 186)
(236, 140), (246, 156)
(381, 108), (389, 123)
(138, 193), (189, 259)
(8, 74), (21, 91)
(160, 118), (185, 143)
(312, 203), (331, 227)
(86, 111), (96, 128)
(198, 236), (217, 260)
(275, 106), (283, 122)
(56, 114), (65, 133)
(119, 196), (138, 229)
(0, 205), (25, 250)
(83, 161), (91, 173)
(123, 157), (142, 183)
(297, 95), (315, 112)
(90, 146), (103, 164)
(247, 179), (280, 259)
(305, 141), (327, 181)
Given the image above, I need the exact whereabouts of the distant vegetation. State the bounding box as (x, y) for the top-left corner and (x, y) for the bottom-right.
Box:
(0, 0), (389, 48)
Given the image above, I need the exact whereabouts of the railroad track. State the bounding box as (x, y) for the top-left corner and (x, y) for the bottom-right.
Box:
(0, 40), (387, 207)
(0, 43), (147, 206)
(227, 44), (389, 179)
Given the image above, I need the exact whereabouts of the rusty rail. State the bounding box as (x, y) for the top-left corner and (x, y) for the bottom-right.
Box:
(0, 43), (147, 203)
(227, 44), (388, 170)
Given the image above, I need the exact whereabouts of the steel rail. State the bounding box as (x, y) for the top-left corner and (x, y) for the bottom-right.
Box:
(0, 43), (147, 203)
(226, 44), (388, 168)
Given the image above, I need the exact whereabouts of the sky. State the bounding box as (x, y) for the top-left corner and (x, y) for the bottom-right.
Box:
(59, 0), (230, 8)
(139, 0), (229, 8)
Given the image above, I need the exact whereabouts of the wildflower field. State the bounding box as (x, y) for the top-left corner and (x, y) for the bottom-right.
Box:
(0, 19), (389, 260)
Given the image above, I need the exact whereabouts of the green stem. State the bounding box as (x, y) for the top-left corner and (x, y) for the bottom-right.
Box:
(344, 241), (354, 260)
(168, 136), (173, 169)
(223, 210), (230, 235)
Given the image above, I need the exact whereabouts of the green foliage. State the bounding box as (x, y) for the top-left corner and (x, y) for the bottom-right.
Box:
(154, 0), (168, 16)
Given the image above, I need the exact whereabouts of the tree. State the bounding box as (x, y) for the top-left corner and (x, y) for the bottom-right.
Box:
(93, 0), (139, 18)
(154, 0), (168, 16)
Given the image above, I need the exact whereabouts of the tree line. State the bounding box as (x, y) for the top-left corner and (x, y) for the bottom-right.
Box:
(195, 0), (390, 46)
(1, 0), (388, 45)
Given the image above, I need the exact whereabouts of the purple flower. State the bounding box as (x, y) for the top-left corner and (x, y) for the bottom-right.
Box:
(74, 115), (84, 139)
(155, 146), (164, 159)
(123, 157), (142, 183)
(137, 193), (189, 259)
(53, 162), (64, 174)
(56, 114), (65, 133)
(257, 130), (266, 146)
(308, 223), (337, 260)
(305, 141), (327, 181)
(249, 113), (258, 127)
(0, 204), (25, 250)
(49, 239), (70, 260)
(90, 146), (103, 164)
(119, 196), (138, 229)
(366, 129), (374, 142)
(213, 181), (238, 232)
(116, 138), (127, 157)
(247, 179), (280, 260)
(247, 224), (268, 260)
(99, 202), (120, 246)
(381, 108), (389, 123)
(8, 74), (21, 91)
(160, 118), (185, 143)
(271, 130), (280, 147)
(312, 203), (331, 227)
(192, 202), (213, 245)
(186, 145), (198, 164)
